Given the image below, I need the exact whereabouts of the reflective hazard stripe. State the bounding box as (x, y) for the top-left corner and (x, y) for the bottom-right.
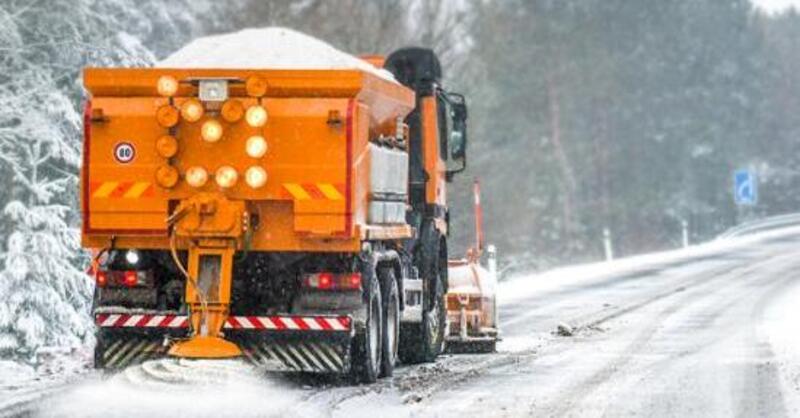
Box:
(317, 183), (344, 200)
(284, 183), (311, 200)
(92, 182), (119, 198)
(302, 317), (322, 330)
(123, 182), (152, 198)
(91, 181), (154, 199)
(95, 314), (350, 331)
(146, 315), (164, 327)
(225, 316), (351, 332)
(95, 314), (187, 328)
(281, 317), (301, 330)
(324, 317), (347, 331)
(283, 183), (345, 201)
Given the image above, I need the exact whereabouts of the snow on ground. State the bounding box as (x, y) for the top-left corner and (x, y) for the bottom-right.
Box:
(0, 349), (90, 415)
(0, 361), (36, 389)
(158, 27), (396, 82)
(499, 224), (800, 305)
(760, 275), (800, 416)
(0, 348), (89, 392)
(36, 359), (320, 418)
(5, 226), (800, 416)
(496, 226), (800, 354)
(420, 233), (800, 417)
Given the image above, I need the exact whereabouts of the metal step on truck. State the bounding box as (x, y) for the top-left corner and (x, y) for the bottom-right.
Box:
(82, 36), (472, 382)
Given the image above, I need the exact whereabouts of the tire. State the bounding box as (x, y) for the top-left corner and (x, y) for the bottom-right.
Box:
(399, 226), (447, 364)
(351, 266), (382, 383)
(379, 267), (400, 377)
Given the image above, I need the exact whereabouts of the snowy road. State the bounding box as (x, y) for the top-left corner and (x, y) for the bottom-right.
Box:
(8, 229), (800, 418)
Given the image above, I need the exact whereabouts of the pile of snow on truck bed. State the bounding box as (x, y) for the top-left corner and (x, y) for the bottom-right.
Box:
(158, 27), (396, 82)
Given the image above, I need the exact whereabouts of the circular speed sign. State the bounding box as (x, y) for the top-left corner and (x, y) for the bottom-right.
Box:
(113, 142), (136, 164)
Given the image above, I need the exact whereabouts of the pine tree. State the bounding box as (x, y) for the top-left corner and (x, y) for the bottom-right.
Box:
(0, 0), (196, 359)
(0, 24), (89, 356)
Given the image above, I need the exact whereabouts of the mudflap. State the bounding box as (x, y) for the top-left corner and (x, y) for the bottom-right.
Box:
(227, 331), (352, 374)
(95, 327), (189, 370)
(94, 312), (355, 374)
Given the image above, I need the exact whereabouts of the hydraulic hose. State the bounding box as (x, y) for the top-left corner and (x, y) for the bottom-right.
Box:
(167, 206), (209, 335)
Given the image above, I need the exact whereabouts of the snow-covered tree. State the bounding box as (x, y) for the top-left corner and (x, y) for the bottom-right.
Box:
(0, 0), (196, 359)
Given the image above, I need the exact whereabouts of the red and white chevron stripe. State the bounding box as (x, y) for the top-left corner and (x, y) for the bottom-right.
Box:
(95, 313), (188, 328)
(224, 316), (351, 331)
(95, 313), (351, 331)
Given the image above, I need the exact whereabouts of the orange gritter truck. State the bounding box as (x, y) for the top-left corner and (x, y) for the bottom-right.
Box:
(82, 46), (470, 382)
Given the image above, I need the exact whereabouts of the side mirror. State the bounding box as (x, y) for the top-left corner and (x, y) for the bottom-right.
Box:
(446, 93), (468, 178)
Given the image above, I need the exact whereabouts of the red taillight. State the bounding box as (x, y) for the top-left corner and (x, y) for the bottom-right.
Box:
(96, 271), (107, 288)
(123, 270), (138, 287)
(348, 273), (362, 289)
(318, 272), (334, 289)
(303, 272), (361, 291)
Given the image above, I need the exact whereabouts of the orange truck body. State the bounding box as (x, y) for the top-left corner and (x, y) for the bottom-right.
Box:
(82, 68), (415, 252)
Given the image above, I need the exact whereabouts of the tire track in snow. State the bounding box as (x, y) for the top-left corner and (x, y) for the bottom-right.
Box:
(537, 249), (800, 417)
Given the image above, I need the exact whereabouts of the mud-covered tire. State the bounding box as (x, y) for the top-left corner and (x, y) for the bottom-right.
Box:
(379, 267), (400, 377)
(399, 226), (447, 364)
(351, 267), (383, 383)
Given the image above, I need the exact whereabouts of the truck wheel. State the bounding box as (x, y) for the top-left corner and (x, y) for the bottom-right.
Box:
(351, 268), (382, 383)
(399, 231), (447, 364)
(425, 276), (446, 358)
(399, 276), (445, 364)
(379, 267), (400, 377)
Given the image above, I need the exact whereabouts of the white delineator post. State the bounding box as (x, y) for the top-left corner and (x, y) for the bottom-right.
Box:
(487, 244), (498, 330)
(682, 220), (690, 248)
(603, 227), (614, 261)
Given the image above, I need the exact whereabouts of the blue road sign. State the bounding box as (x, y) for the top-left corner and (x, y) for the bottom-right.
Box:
(734, 169), (757, 205)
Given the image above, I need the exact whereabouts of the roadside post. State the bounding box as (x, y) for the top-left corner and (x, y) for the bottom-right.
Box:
(603, 228), (614, 261)
(682, 220), (689, 248)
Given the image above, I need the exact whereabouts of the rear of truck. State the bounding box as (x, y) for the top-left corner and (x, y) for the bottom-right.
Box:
(82, 67), (415, 376)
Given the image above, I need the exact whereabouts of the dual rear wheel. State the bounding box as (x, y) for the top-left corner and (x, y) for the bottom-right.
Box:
(353, 229), (447, 383)
(351, 264), (400, 383)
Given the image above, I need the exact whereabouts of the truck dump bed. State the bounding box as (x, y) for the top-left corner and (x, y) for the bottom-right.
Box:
(82, 67), (415, 252)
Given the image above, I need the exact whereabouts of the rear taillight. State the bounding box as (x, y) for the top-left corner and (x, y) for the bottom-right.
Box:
(347, 273), (362, 288)
(96, 271), (107, 288)
(123, 271), (138, 287)
(94, 270), (148, 288)
(303, 272), (361, 291)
